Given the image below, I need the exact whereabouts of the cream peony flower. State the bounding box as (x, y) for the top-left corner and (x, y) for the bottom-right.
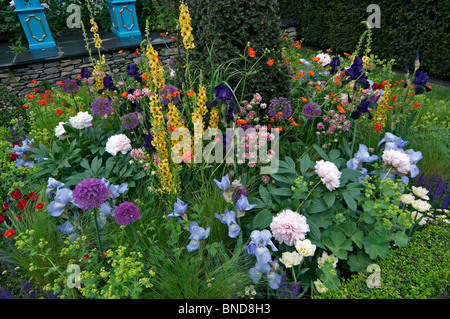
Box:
(105, 134), (132, 156)
(317, 251), (338, 268)
(411, 211), (427, 225)
(411, 199), (431, 213)
(314, 279), (328, 294)
(69, 111), (93, 130)
(295, 239), (317, 257)
(54, 122), (67, 139)
(279, 251), (303, 268)
(411, 186), (430, 200)
(399, 193), (415, 205)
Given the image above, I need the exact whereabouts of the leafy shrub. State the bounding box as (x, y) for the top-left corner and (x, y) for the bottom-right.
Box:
(184, 0), (291, 102)
(316, 221), (450, 299)
(0, 86), (28, 130)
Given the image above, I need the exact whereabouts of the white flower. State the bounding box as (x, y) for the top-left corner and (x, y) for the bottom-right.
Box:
(295, 239), (317, 257)
(315, 160), (342, 191)
(411, 186), (430, 200)
(105, 134), (132, 156)
(279, 251), (303, 268)
(381, 149), (410, 174)
(315, 53), (331, 66)
(317, 251), (338, 268)
(411, 199), (431, 213)
(411, 211), (427, 225)
(54, 122), (67, 139)
(42, 3), (49, 9)
(69, 111), (93, 129)
(399, 193), (415, 205)
(314, 279), (328, 294)
(9, 1), (15, 7)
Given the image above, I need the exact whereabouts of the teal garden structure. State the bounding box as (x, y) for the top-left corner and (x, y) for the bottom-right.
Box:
(14, 0), (56, 50)
(105, 0), (141, 38)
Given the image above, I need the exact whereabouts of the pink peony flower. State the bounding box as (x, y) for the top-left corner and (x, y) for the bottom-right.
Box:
(253, 93), (262, 102)
(315, 160), (342, 191)
(105, 134), (132, 156)
(270, 209), (310, 246)
(381, 149), (410, 174)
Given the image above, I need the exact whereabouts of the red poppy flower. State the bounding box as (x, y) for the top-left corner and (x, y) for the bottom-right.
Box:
(31, 80), (37, 84)
(267, 59), (274, 66)
(16, 199), (28, 210)
(9, 153), (18, 161)
(413, 102), (421, 108)
(0, 213), (5, 223)
(5, 229), (15, 238)
(26, 93), (35, 99)
(10, 189), (22, 200)
(28, 191), (38, 202)
(22, 104), (30, 109)
(56, 109), (63, 115)
(35, 203), (44, 210)
(38, 99), (47, 106)
(1, 203), (10, 211)
(84, 253), (89, 259)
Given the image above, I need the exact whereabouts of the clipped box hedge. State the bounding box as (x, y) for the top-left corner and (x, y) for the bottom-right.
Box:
(316, 222), (450, 299)
(278, 0), (450, 80)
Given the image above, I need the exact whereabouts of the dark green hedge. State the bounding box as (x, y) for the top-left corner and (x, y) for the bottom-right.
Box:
(184, 0), (291, 102)
(316, 222), (450, 299)
(279, 0), (450, 80)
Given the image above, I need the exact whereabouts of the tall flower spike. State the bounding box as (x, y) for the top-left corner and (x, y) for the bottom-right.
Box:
(179, 2), (195, 49)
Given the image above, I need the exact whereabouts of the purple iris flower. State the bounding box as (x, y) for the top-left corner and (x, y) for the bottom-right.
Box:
(413, 71), (430, 94)
(345, 56), (364, 80)
(126, 64), (142, 83)
(186, 222), (210, 252)
(141, 134), (156, 153)
(351, 98), (373, 120)
(98, 75), (119, 94)
(214, 208), (241, 238)
(329, 56), (341, 75)
(206, 83), (240, 116)
(80, 68), (92, 79)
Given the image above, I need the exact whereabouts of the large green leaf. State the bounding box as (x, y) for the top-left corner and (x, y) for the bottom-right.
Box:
(347, 249), (372, 272)
(252, 209), (273, 230)
(322, 231), (353, 259)
(362, 232), (390, 260)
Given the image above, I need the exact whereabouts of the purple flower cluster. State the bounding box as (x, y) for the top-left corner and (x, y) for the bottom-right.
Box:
(62, 79), (79, 94)
(121, 112), (140, 130)
(302, 102), (322, 120)
(268, 97), (292, 120)
(416, 173), (449, 209)
(73, 178), (109, 210)
(114, 202), (140, 226)
(90, 98), (113, 116)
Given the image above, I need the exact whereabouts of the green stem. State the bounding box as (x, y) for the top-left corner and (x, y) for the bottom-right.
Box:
(296, 180), (321, 212)
(93, 210), (104, 256)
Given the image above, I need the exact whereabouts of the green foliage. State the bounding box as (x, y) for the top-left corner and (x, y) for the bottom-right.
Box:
(0, 85), (28, 130)
(316, 222), (450, 299)
(137, 0), (181, 33)
(278, 0), (450, 79)
(185, 0), (291, 101)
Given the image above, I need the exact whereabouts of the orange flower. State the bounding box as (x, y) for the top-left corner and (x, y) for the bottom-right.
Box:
(292, 74), (299, 80)
(312, 57), (320, 62)
(56, 80), (64, 85)
(413, 102), (421, 108)
(374, 123), (382, 132)
(267, 59), (274, 66)
(118, 50), (123, 54)
(337, 104), (345, 113)
(237, 119), (247, 125)
(56, 109), (63, 115)
(308, 70), (314, 76)
(121, 92), (128, 98)
(301, 97), (307, 102)
(294, 41), (301, 49)
(186, 90), (196, 97)
(77, 73), (81, 79)
(141, 72), (148, 81)
(299, 71), (305, 77)
(31, 79), (37, 84)
(38, 99), (46, 106)
(276, 126), (283, 132)
(291, 121), (298, 127)
(26, 93), (35, 99)
(385, 104), (393, 110)
(343, 52), (351, 56)
(248, 47), (256, 58)
(22, 105), (29, 109)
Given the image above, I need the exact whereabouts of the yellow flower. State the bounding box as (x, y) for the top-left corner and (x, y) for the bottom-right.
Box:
(179, 3), (195, 50)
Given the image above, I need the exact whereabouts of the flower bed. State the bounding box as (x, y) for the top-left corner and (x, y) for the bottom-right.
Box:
(0, 2), (449, 300)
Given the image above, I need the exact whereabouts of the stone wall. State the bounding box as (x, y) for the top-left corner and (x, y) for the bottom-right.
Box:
(0, 45), (177, 98)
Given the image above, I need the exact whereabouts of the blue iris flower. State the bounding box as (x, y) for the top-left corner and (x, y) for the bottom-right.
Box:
(46, 177), (65, 198)
(246, 229), (278, 264)
(213, 174), (231, 191)
(214, 209), (240, 238)
(249, 261), (271, 285)
(101, 178), (128, 199)
(405, 149), (423, 178)
(377, 132), (409, 150)
(234, 195), (257, 217)
(347, 144), (378, 183)
(267, 267), (283, 289)
(186, 222), (210, 252)
(167, 197), (188, 222)
(47, 188), (74, 217)
(206, 83), (240, 116)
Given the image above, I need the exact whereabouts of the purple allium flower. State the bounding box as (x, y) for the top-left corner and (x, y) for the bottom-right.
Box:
(62, 79), (79, 94)
(114, 202), (140, 226)
(268, 97), (292, 120)
(90, 98), (113, 116)
(121, 112), (140, 130)
(302, 102), (321, 120)
(73, 178), (109, 210)
(161, 85), (180, 105)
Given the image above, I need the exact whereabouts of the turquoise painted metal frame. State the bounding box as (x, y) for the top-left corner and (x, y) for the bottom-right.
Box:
(105, 0), (141, 38)
(14, 0), (56, 50)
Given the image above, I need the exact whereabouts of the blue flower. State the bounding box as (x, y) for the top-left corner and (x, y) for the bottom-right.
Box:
(267, 268), (282, 289)
(234, 195), (257, 218)
(46, 177), (65, 198)
(214, 209), (240, 238)
(213, 174), (231, 191)
(249, 261), (271, 284)
(206, 83), (240, 116)
(413, 71), (431, 95)
(377, 132), (408, 150)
(405, 149), (423, 178)
(186, 222), (210, 252)
(329, 56), (341, 75)
(47, 188), (74, 217)
(100, 178), (128, 199)
(167, 197), (188, 222)
(246, 229), (278, 264)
